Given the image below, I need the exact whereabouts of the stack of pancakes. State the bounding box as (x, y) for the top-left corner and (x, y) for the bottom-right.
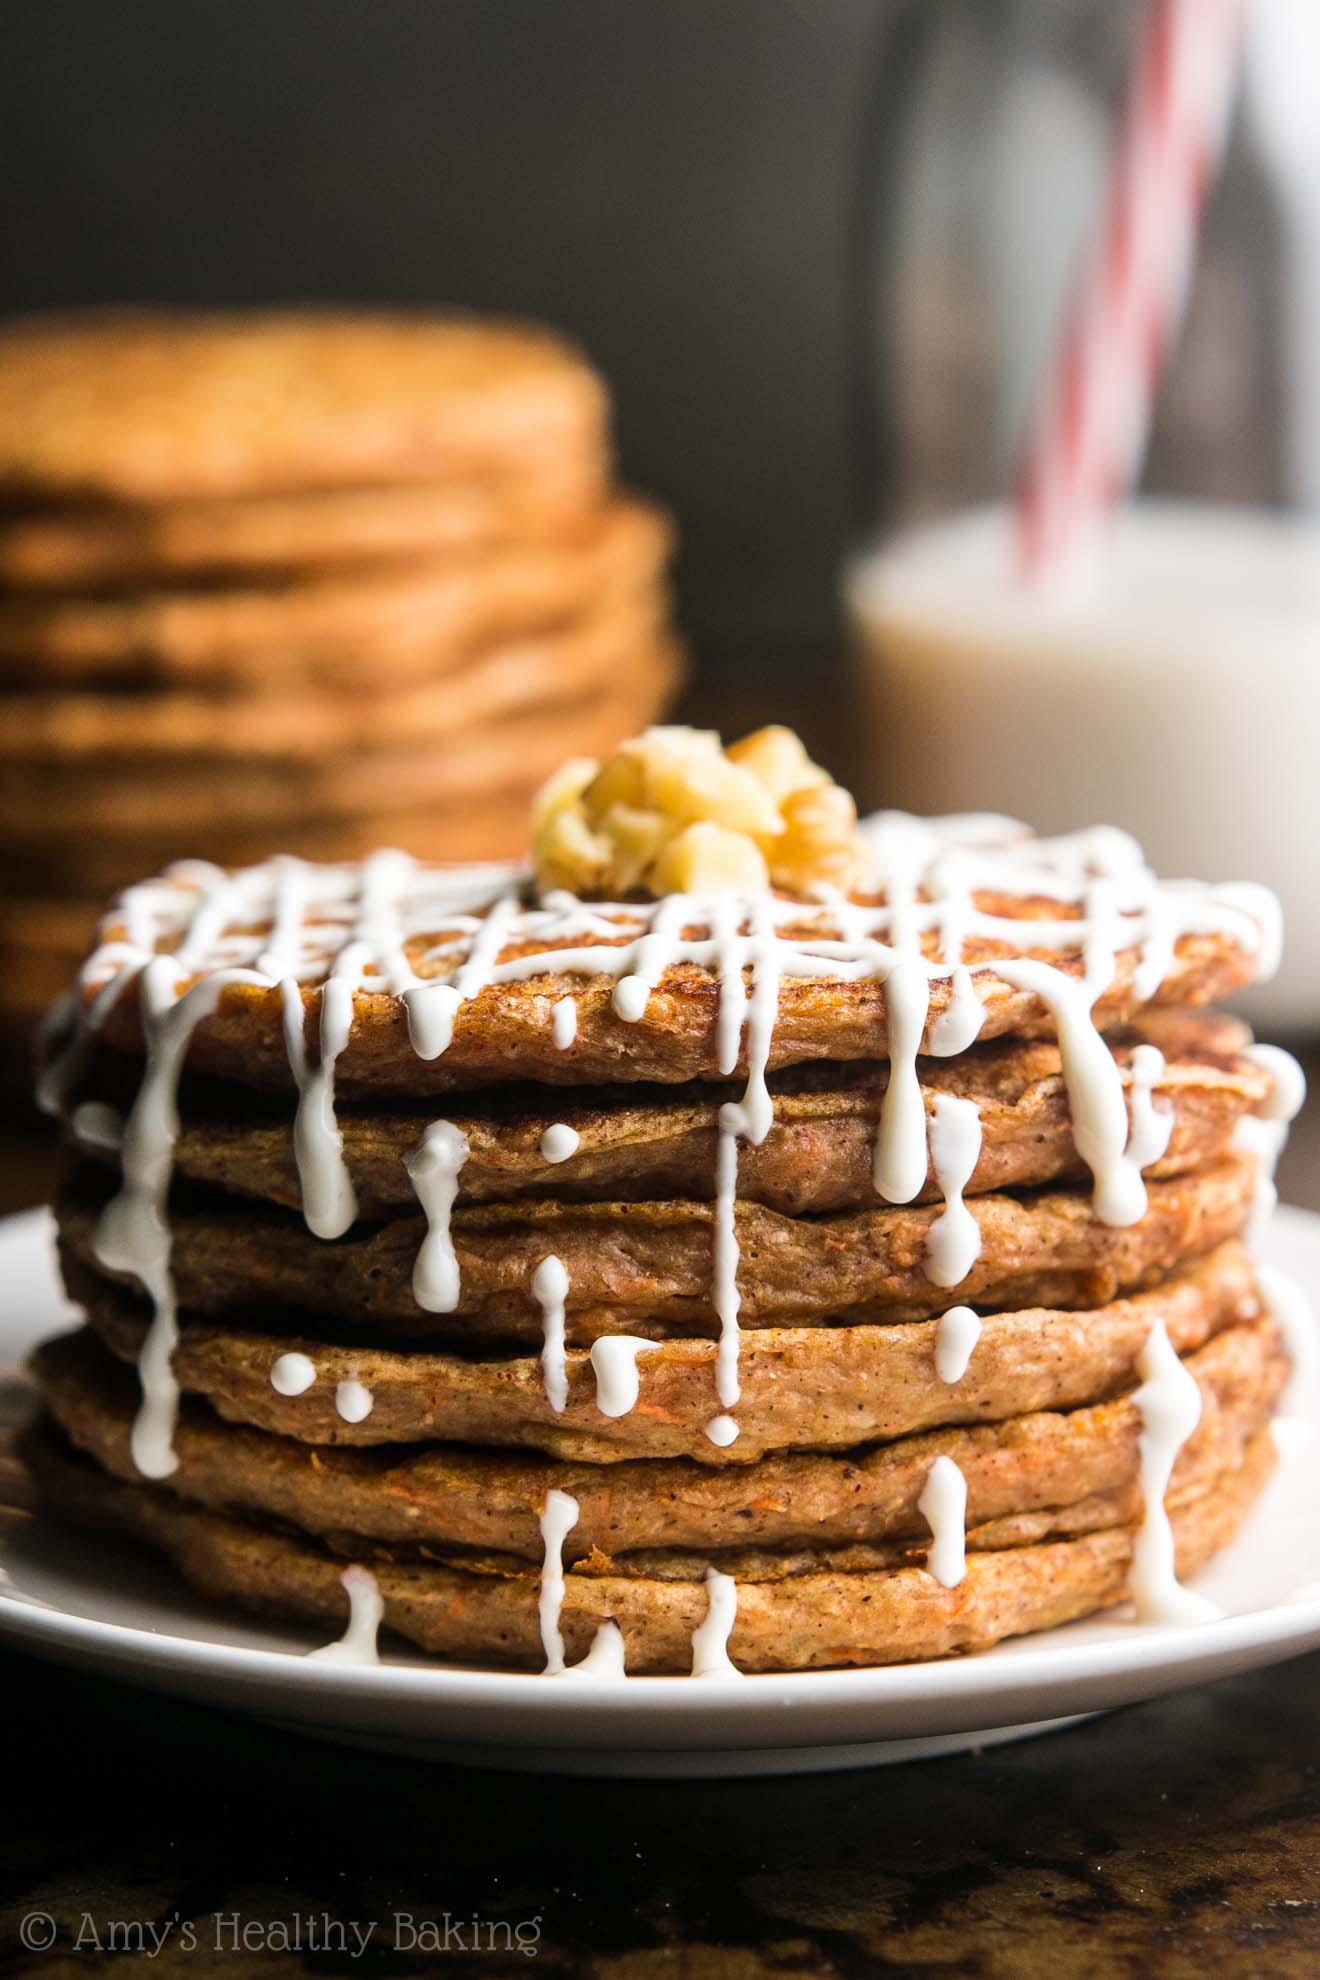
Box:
(24, 738), (1305, 1675)
(0, 310), (678, 1059)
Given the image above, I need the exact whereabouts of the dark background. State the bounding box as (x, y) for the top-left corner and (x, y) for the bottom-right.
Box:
(0, 0), (891, 669)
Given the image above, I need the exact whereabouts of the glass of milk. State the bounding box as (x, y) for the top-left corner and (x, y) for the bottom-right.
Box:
(847, 503), (1320, 1033)
(848, 1), (1320, 1030)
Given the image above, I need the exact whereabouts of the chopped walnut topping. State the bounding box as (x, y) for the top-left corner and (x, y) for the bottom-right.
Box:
(530, 724), (865, 898)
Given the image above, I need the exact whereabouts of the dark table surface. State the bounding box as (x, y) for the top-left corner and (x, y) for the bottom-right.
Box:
(2, 674), (1318, 1976)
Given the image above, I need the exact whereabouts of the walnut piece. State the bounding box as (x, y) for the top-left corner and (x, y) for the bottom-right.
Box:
(530, 724), (865, 898)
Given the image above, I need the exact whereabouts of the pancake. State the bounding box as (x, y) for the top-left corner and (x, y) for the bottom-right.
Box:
(21, 1415), (1274, 1671)
(0, 475), (608, 592)
(55, 1149), (1257, 1348)
(24, 742), (1300, 1672)
(61, 1013), (1269, 1220)
(0, 309), (608, 503)
(56, 911), (1266, 1102)
(33, 1312), (1283, 1563)
(0, 498), (669, 692)
(66, 1241), (1260, 1463)
(0, 587), (671, 761)
(4, 657), (680, 855)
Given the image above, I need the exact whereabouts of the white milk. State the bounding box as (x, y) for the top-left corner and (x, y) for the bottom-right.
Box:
(848, 502), (1320, 1032)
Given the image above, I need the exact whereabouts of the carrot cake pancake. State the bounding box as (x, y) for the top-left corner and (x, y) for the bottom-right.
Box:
(24, 723), (1308, 1672)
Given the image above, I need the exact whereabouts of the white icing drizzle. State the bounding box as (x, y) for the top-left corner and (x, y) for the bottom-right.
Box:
(540, 1123), (580, 1164)
(538, 1488), (579, 1674)
(1258, 1265), (1315, 1417)
(929, 965), (984, 1057)
(90, 876), (269, 1479)
(70, 1099), (124, 1152)
(934, 1306), (982, 1384)
(270, 1351), (316, 1397)
(1131, 1320), (1219, 1624)
(1124, 1043), (1174, 1174)
(533, 1254), (570, 1413)
(404, 1120), (469, 1313)
(335, 1378), (374, 1424)
(711, 1118), (742, 1423)
(307, 1564), (383, 1665)
(552, 996), (578, 1049)
(703, 1414), (740, 1448)
(589, 1336), (660, 1418)
(924, 1094), (983, 1287)
(554, 1620), (627, 1680)
(48, 822), (1277, 1490)
(1249, 1043), (1308, 1126)
(1237, 1044), (1307, 1235)
(690, 1566), (742, 1677)
(918, 1455), (967, 1588)
(995, 953), (1142, 1227)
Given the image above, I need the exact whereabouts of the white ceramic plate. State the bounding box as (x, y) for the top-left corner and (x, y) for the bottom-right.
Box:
(2, 1205), (1319, 1777)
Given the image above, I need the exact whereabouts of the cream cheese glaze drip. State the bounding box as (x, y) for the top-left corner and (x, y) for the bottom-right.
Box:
(41, 809), (1282, 1657)
(308, 1564), (383, 1665)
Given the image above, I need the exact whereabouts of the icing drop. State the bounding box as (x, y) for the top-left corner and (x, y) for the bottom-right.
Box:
(552, 996), (578, 1049)
(690, 1567), (742, 1677)
(94, 947), (261, 1479)
(924, 1093), (983, 1287)
(1249, 1043), (1307, 1125)
(589, 1336), (661, 1418)
(995, 956), (1145, 1226)
(540, 1123), (581, 1164)
(70, 1100), (124, 1152)
(1238, 1044), (1307, 1235)
(538, 1488), (580, 1674)
(270, 1351), (316, 1397)
(873, 961), (931, 1203)
(307, 1564), (383, 1665)
(1131, 1320), (1219, 1624)
(404, 981), (462, 1062)
(533, 1255), (570, 1413)
(929, 965), (984, 1057)
(703, 1414), (740, 1448)
(404, 1120), (469, 1313)
(335, 1379), (374, 1424)
(1258, 1265), (1314, 1416)
(1124, 1043), (1174, 1173)
(918, 1454), (967, 1588)
(934, 1306), (982, 1384)
(555, 1619), (627, 1680)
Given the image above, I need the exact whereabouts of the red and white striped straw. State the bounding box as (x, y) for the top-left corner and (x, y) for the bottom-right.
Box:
(1015, 0), (1246, 579)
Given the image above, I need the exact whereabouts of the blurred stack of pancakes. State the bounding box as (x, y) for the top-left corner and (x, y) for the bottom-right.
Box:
(0, 309), (679, 1062)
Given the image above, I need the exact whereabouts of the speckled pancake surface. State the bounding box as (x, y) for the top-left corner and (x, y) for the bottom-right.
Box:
(0, 309), (608, 503)
(22, 1417), (1275, 1673)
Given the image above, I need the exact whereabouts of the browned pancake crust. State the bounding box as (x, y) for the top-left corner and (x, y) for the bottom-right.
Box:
(64, 1015), (1265, 1219)
(0, 309), (608, 503)
(6, 659), (679, 859)
(21, 1417), (1273, 1671)
(56, 1149), (1256, 1349)
(0, 589), (669, 762)
(68, 1241), (1260, 1463)
(0, 499), (669, 693)
(2, 641), (680, 843)
(67, 920), (1259, 1099)
(0, 476), (608, 591)
(33, 1314), (1284, 1565)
